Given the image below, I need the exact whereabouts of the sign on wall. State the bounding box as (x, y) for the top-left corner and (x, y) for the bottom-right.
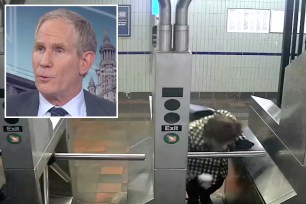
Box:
(118, 5), (131, 37)
(227, 9), (270, 33)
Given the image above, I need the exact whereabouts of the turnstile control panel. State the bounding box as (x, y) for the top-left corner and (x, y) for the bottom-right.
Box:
(153, 51), (192, 204)
(154, 52), (192, 169)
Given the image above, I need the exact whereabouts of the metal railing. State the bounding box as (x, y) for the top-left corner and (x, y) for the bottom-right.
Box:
(54, 153), (146, 161)
(188, 150), (266, 158)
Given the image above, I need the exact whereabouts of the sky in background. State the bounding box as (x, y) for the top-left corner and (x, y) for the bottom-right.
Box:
(6, 5), (117, 90)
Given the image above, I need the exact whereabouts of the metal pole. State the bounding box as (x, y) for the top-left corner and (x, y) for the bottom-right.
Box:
(158, 0), (172, 51)
(298, 0), (306, 55)
(54, 153), (146, 161)
(174, 0), (193, 51)
(0, 0), (4, 51)
(277, 0), (294, 107)
(290, 0), (300, 61)
(188, 150), (266, 158)
(43, 166), (49, 204)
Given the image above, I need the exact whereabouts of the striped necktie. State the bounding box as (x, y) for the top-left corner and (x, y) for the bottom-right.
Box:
(48, 107), (68, 116)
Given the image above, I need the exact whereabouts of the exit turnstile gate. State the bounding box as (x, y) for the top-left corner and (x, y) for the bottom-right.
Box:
(0, 102), (146, 204)
(0, 1), (268, 204)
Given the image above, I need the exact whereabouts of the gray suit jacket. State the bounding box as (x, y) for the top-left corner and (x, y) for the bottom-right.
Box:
(6, 90), (116, 117)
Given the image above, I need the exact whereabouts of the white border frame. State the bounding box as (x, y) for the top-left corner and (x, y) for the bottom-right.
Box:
(5, 4), (119, 119)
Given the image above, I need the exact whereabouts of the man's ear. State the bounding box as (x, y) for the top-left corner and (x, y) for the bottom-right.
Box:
(79, 51), (96, 75)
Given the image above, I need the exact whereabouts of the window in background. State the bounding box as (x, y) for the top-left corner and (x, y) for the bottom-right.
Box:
(152, 0), (159, 16)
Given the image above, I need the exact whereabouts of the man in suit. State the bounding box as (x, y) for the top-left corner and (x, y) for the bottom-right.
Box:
(6, 8), (116, 117)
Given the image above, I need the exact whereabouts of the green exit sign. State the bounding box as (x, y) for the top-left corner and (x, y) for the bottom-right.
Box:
(164, 133), (179, 144)
(7, 133), (22, 144)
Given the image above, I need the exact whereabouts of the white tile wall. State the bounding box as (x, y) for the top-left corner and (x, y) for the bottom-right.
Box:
(189, 0), (285, 92)
(26, 0), (287, 93)
(76, 0), (153, 93)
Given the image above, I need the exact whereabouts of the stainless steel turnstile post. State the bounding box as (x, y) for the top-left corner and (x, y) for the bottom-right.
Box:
(0, 101), (146, 204)
(0, 114), (70, 204)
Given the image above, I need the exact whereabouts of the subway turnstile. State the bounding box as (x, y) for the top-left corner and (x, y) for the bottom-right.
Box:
(0, 1), (271, 204)
(153, 51), (192, 204)
(0, 107), (72, 204)
(0, 102), (146, 204)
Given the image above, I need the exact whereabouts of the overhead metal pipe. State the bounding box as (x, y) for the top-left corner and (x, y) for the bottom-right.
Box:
(158, 0), (171, 25)
(158, 0), (172, 51)
(174, 0), (192, 52)
(175, 0), (192, 25)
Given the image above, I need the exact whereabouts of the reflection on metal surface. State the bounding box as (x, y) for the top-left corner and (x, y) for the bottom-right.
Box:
(49, 196), (73, 204)
(242, 127), (296, 204)
(33, 118), (67, 178)
(189, 104), (215, 121)
(247, 86), (306, 203)
(49, 163), (71, 183)
(279, 51), (306, 165)
(43, 166), (49, 204)
(251, 96), (281, 124)
(127, 137), (153, 204)
(188, 150), (265, 158)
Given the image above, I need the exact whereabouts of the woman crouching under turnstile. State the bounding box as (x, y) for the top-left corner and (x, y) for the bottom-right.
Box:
(187, 110), (243, 204)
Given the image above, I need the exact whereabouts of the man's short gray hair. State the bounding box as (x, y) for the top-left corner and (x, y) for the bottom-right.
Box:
(35, 8), (97, 56)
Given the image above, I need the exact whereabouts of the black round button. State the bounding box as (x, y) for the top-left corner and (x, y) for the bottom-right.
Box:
(164, 99), (180, 111)
(164, 112), (180, 124)
(4, 118), (19, 124)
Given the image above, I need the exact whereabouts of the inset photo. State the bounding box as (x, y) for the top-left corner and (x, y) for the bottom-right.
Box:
(5, 5), (118, 118)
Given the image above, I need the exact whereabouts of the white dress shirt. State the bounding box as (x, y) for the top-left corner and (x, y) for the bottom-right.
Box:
(37, 90), (87, 117)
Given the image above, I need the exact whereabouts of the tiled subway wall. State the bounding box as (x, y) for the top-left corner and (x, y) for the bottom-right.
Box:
(188, 0), (285, 92)
(10, 0), (289, 93)
(77, 0), (153, 93)
(82, 0), (286, 93)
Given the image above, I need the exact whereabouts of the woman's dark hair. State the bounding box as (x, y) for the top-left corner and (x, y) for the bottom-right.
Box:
(204, 115), (242, 144)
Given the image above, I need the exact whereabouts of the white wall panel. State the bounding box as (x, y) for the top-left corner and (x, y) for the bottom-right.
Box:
(68, 0), (287, 93)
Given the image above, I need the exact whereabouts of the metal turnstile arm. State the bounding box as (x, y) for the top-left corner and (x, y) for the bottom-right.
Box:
(53, 153), (146, 161)
(188, 151), (266, 158)
(47, 153), (146, 184)
(49, 163), (71, 183)
(43, 166), (49, 204)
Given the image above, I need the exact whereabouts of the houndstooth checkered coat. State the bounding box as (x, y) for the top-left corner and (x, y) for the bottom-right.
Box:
(187, 110), (237, 185)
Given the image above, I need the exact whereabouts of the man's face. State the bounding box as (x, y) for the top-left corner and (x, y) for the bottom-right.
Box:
(32, 19), (83, 105)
